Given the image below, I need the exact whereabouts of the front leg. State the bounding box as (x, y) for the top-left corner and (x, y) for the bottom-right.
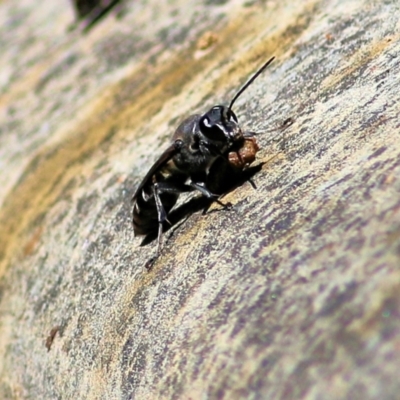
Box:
(189, 181), (232, 210)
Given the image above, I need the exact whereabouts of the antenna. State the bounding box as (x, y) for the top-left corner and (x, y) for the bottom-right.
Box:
(228, 56), (275, 111)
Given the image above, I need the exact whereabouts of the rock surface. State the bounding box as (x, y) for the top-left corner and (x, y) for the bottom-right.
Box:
(0, 0), (399, 398)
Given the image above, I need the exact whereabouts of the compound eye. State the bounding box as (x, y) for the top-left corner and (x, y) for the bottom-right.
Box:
(199, 115), (226, 141)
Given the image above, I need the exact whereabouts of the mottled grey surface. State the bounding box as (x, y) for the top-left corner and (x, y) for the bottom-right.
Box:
(0, 0), (399, 399)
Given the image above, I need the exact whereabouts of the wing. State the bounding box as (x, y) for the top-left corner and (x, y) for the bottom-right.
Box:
(131, 142), (179, 203)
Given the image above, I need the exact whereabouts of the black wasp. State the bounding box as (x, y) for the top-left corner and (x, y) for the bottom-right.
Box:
(132, 56), (275, 268)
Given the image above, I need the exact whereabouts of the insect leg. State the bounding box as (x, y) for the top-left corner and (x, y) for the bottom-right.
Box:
(155, 181), (193, 195)
(152, 182), (168, 257)
(144, 180), (189, 270)
(189, 182), (232, 210)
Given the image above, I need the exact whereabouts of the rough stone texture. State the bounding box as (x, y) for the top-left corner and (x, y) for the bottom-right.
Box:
(0, 0), (399, 399)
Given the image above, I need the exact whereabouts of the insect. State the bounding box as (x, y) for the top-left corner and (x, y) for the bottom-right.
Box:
(132, 56), (275, 268)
